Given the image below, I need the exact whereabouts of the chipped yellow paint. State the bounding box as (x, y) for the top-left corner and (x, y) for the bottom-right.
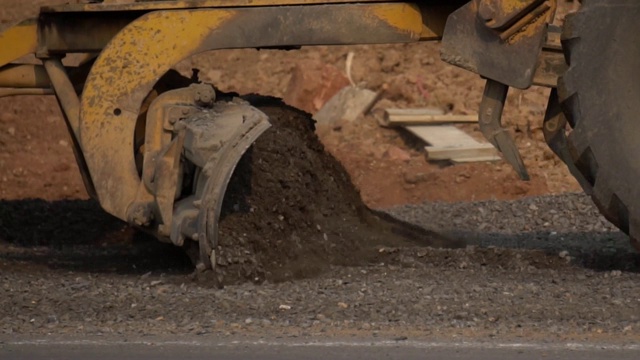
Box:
(502, 0), (532, 13)
(0, 19), (38, 68)
(370, 3), (423, 39)
(84, 11), (232, 108)
(489, 0), (544, 25)
(80, 9), (235, 217)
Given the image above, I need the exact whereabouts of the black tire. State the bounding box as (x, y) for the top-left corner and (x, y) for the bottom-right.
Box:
(558, 0), (640, 244)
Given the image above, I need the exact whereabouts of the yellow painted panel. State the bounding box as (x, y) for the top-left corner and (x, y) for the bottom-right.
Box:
(45, 0), (394, 13)
(79, 4), (423, 219)
(0, 19), (38, 67)
(371, 3), (423, 39)
(80, 9), (235, 218)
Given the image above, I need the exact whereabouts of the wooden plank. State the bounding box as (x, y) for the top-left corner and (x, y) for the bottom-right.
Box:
(451, 155), (502, 163)
(405, 125), (501, 163)
(425, 144), (498, 161)
(403, 124), (502, 163)
(405, 125), (481, 148)
(385, 108), (445, 116)
(388, 114), (479, 125)
(381, 108), (478, 127)
(379, 107), (443, 127)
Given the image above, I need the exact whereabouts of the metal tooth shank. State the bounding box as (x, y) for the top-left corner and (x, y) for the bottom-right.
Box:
(478, 79), (529, 180)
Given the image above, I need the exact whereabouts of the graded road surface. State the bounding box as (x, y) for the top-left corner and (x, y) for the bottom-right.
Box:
(2, 338), (640, 360)
(1, 194), (639, 360)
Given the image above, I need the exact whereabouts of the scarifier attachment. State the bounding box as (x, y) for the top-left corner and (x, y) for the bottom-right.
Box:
(478, 79), (529, 180)
(441, 0), (560, 181)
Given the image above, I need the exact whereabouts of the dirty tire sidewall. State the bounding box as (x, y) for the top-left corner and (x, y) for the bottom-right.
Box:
(559, 0), (640, 238)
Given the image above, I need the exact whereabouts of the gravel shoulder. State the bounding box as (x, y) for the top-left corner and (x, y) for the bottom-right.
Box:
(1, 194), (638, 344)
(388, 193), (637, 272)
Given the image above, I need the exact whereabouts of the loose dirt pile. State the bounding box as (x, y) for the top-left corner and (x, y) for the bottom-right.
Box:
(212, 97), (460, 285)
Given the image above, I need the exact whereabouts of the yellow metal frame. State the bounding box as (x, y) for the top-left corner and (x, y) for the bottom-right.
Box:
(0, 0), (472, 227)
(44, 0), (403, 12)
(0, 19), (37, 67)
(80, 3), (424, 219)
(0, 1), (445, 223)
(0, 0), (559, 225)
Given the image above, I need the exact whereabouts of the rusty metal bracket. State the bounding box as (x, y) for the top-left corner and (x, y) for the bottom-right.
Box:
(478, 0), (545, 31)
(128, 83), (216, 229)
(498, 1), (552, 41)
(154, 132), (186, 234)
(141, 84), (215, 194)
(479, 79), (529, 180)
(441, 0), (556, 89)
(532, 26), (566, 88)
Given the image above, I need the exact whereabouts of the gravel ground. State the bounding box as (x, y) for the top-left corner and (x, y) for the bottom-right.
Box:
(389, 193), (636, 271)
(0, 193), (639, 343)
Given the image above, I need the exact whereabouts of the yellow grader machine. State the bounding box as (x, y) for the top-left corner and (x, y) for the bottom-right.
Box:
(0, 0), (638, 270)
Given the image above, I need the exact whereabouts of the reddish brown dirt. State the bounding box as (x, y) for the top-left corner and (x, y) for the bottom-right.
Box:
(0, 97), (84, 200)
(0, 1), (581, 208)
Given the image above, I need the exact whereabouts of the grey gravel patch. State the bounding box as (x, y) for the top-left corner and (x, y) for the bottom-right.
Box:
(0, 257), (639, 340)
(387, 193), (635, 270)
(0, 193), (639, 342)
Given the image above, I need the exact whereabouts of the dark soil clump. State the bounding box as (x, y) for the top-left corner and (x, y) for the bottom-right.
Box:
(213, 97), (460, 285)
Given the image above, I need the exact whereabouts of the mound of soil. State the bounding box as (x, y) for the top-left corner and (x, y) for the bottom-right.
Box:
(212, 97), (462, 285)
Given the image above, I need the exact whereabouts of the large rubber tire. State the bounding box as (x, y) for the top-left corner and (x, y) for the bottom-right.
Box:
(558, 0), (640, 250)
